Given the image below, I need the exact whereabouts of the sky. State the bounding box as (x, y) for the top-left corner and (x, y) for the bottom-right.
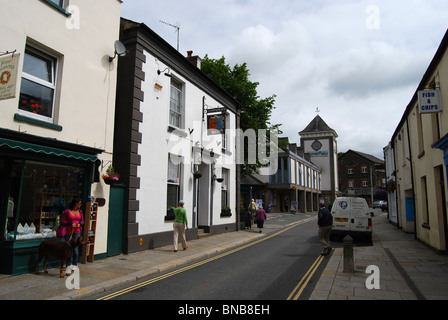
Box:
(121, 0), (448, 159)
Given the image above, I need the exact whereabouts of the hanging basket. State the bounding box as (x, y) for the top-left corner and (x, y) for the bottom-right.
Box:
(104, 178), (117, 185)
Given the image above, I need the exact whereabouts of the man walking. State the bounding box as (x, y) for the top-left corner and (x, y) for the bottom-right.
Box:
(318, 203), (333, 256)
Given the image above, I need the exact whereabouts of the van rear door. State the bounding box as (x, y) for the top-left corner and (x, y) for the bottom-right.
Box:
(332, 199), (351, 232)
(351, 198), (370, 232)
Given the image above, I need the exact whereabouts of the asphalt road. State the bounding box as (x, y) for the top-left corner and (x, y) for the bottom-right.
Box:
(91, 213), (332, 301)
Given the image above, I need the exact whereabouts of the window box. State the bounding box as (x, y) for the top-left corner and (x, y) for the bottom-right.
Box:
(220, 207), (232, 217)
(165, 208), (175, 221)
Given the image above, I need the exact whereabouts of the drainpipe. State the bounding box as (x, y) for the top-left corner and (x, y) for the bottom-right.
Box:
(406, 119), (418, 240)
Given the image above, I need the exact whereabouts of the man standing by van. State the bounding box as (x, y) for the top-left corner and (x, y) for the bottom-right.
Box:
(318, 204), (333, 256)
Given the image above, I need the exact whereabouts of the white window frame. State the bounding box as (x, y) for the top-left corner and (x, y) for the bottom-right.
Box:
(167, 154), (182, 208)
(169, 78), (184, 129)
(18, 45), (58, 123)
(48, 0), (69, 10)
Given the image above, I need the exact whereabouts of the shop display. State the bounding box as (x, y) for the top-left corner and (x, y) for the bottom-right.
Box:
(5, 161), (84, 241)
(82, 202), (98, 263)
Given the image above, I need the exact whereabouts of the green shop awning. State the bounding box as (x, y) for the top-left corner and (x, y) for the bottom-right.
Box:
(0, 137), (98, 162)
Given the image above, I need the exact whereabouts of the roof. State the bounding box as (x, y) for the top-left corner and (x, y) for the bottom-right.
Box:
(299, 115), (337, 137)
(339, 149), (384, 164)
(391, 28), (448, 142)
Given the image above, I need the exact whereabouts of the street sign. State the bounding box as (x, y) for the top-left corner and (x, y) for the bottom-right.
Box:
(418, 89), (442, 114)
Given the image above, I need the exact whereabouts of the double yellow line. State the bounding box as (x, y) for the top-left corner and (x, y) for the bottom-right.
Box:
(98, 217), (317, 300)
(286, 254), (326, 300)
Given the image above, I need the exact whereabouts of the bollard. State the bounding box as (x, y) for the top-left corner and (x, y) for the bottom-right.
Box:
(343, 235), (354, 273)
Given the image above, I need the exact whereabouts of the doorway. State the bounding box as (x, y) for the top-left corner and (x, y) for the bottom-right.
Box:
(107, 184), (125, 257)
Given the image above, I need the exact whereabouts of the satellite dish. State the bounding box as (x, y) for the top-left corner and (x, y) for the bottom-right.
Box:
(114, 41), (127, 56)
(109, 40), (127, 62)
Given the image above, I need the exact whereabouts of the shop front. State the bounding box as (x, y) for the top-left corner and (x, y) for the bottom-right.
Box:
(0, 129), (101, 275)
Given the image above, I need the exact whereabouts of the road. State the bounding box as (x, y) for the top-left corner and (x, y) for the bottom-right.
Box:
(91, 212), (333, 301)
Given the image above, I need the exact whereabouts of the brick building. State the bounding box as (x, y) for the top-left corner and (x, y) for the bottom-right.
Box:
(338, 150), (386, 205)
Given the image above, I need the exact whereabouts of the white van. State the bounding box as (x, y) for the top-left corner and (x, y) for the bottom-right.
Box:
(330, 197), (373, 242)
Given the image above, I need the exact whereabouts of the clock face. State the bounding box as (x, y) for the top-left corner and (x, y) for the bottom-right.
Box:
(311, 140), (322, 151)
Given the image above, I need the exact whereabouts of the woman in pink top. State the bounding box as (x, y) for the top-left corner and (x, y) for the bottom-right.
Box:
(255, 206), (267, 233)
(60, 198), (84, 271)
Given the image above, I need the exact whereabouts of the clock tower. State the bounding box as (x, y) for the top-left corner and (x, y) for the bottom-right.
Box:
(299, 115), (339, 205)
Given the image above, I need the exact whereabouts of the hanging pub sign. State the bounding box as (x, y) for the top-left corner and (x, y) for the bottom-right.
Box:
(207, 113), (226, 135)
(0, 53), (20, 101)
(418, 89), (442, 114)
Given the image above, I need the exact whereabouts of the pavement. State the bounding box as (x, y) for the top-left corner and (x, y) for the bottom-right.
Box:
(310, 212), (448, 300)
(0, 210), (447, 300)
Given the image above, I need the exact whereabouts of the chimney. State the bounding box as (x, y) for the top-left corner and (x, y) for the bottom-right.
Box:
(186, 50), (202, 69)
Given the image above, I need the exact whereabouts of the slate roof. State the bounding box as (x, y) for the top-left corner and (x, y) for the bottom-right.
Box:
(299, 115), (337, 137)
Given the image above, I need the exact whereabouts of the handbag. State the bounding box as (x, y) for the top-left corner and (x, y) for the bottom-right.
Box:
(56, 225), (66, 238)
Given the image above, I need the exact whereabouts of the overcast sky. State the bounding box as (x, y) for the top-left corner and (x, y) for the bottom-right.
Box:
(121, 0), (448, 159)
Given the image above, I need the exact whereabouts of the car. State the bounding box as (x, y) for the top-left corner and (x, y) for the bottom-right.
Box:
(381, 202), (388, 212)
(372, 200), (385, 208)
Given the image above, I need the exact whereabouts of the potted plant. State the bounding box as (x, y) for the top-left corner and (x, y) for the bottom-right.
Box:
(103, 165), (120, 185)
(221, 206), (232, 217)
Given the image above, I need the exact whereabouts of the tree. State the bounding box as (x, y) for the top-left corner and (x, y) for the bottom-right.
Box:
(201, 55), (283, 176)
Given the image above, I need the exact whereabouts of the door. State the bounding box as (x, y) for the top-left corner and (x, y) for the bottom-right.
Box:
(107, 184), (125, 257)
(351, 198), (370, 232)
(332, 199), (351, 231)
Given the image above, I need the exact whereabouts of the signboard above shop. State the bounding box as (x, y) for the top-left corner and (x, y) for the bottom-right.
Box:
(418, 89), (442, 114)
(0, 53), (20, 101)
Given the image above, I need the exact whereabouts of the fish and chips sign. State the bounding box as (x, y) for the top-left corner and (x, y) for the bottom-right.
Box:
(0, 54), (20, 101)
(418, 89), (442, 114)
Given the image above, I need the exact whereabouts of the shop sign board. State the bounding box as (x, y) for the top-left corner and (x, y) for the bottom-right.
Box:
(0, 54), (20, 101)
(418, 89), (442, 114)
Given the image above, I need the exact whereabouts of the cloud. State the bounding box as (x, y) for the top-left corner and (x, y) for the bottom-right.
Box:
(121, 0), (448, 159)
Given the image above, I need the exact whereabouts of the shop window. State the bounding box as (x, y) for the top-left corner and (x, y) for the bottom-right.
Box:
(4, 160), (84, 241)
(18, 45), (58, 123)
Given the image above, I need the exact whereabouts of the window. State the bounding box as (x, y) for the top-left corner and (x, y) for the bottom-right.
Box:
(167, 154), (182, 208)
(49, 0), (67, 8)
(43, 0), (71, 16)
(18, 46), (58, 122)
(221, 169), (230, 208)
(348, 168), (354, 174)
(362, 166), (368, 174)
(348, 180), (354, 188)
(362, 179), (368, 187)
(170, 79), (183, 128)
(4, 160), (84, 241)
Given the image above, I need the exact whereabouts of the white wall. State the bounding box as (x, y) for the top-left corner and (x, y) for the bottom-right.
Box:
(137, 50), (236, 235)
(0, 0), (122, 254)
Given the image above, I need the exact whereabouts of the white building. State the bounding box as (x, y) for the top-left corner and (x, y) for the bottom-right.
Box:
(114, 19), (241, 253)
(0, 0), (122, 274)
(299, 115), (340, 205)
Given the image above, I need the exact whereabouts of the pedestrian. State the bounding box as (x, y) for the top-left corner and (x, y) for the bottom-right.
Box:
(266, 203), (272, 213)
(318, 203), (333, 256)
(248, 199), (257, 229)
(255, 205), (267, 233)
(173, 200), (188, 252)
(60, 198), (84, 274)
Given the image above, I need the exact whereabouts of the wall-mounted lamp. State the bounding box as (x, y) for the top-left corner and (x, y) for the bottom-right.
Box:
(212, 174), (224, 183)
(157, 68), (171, 77)
(109, 40), (128, 62)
